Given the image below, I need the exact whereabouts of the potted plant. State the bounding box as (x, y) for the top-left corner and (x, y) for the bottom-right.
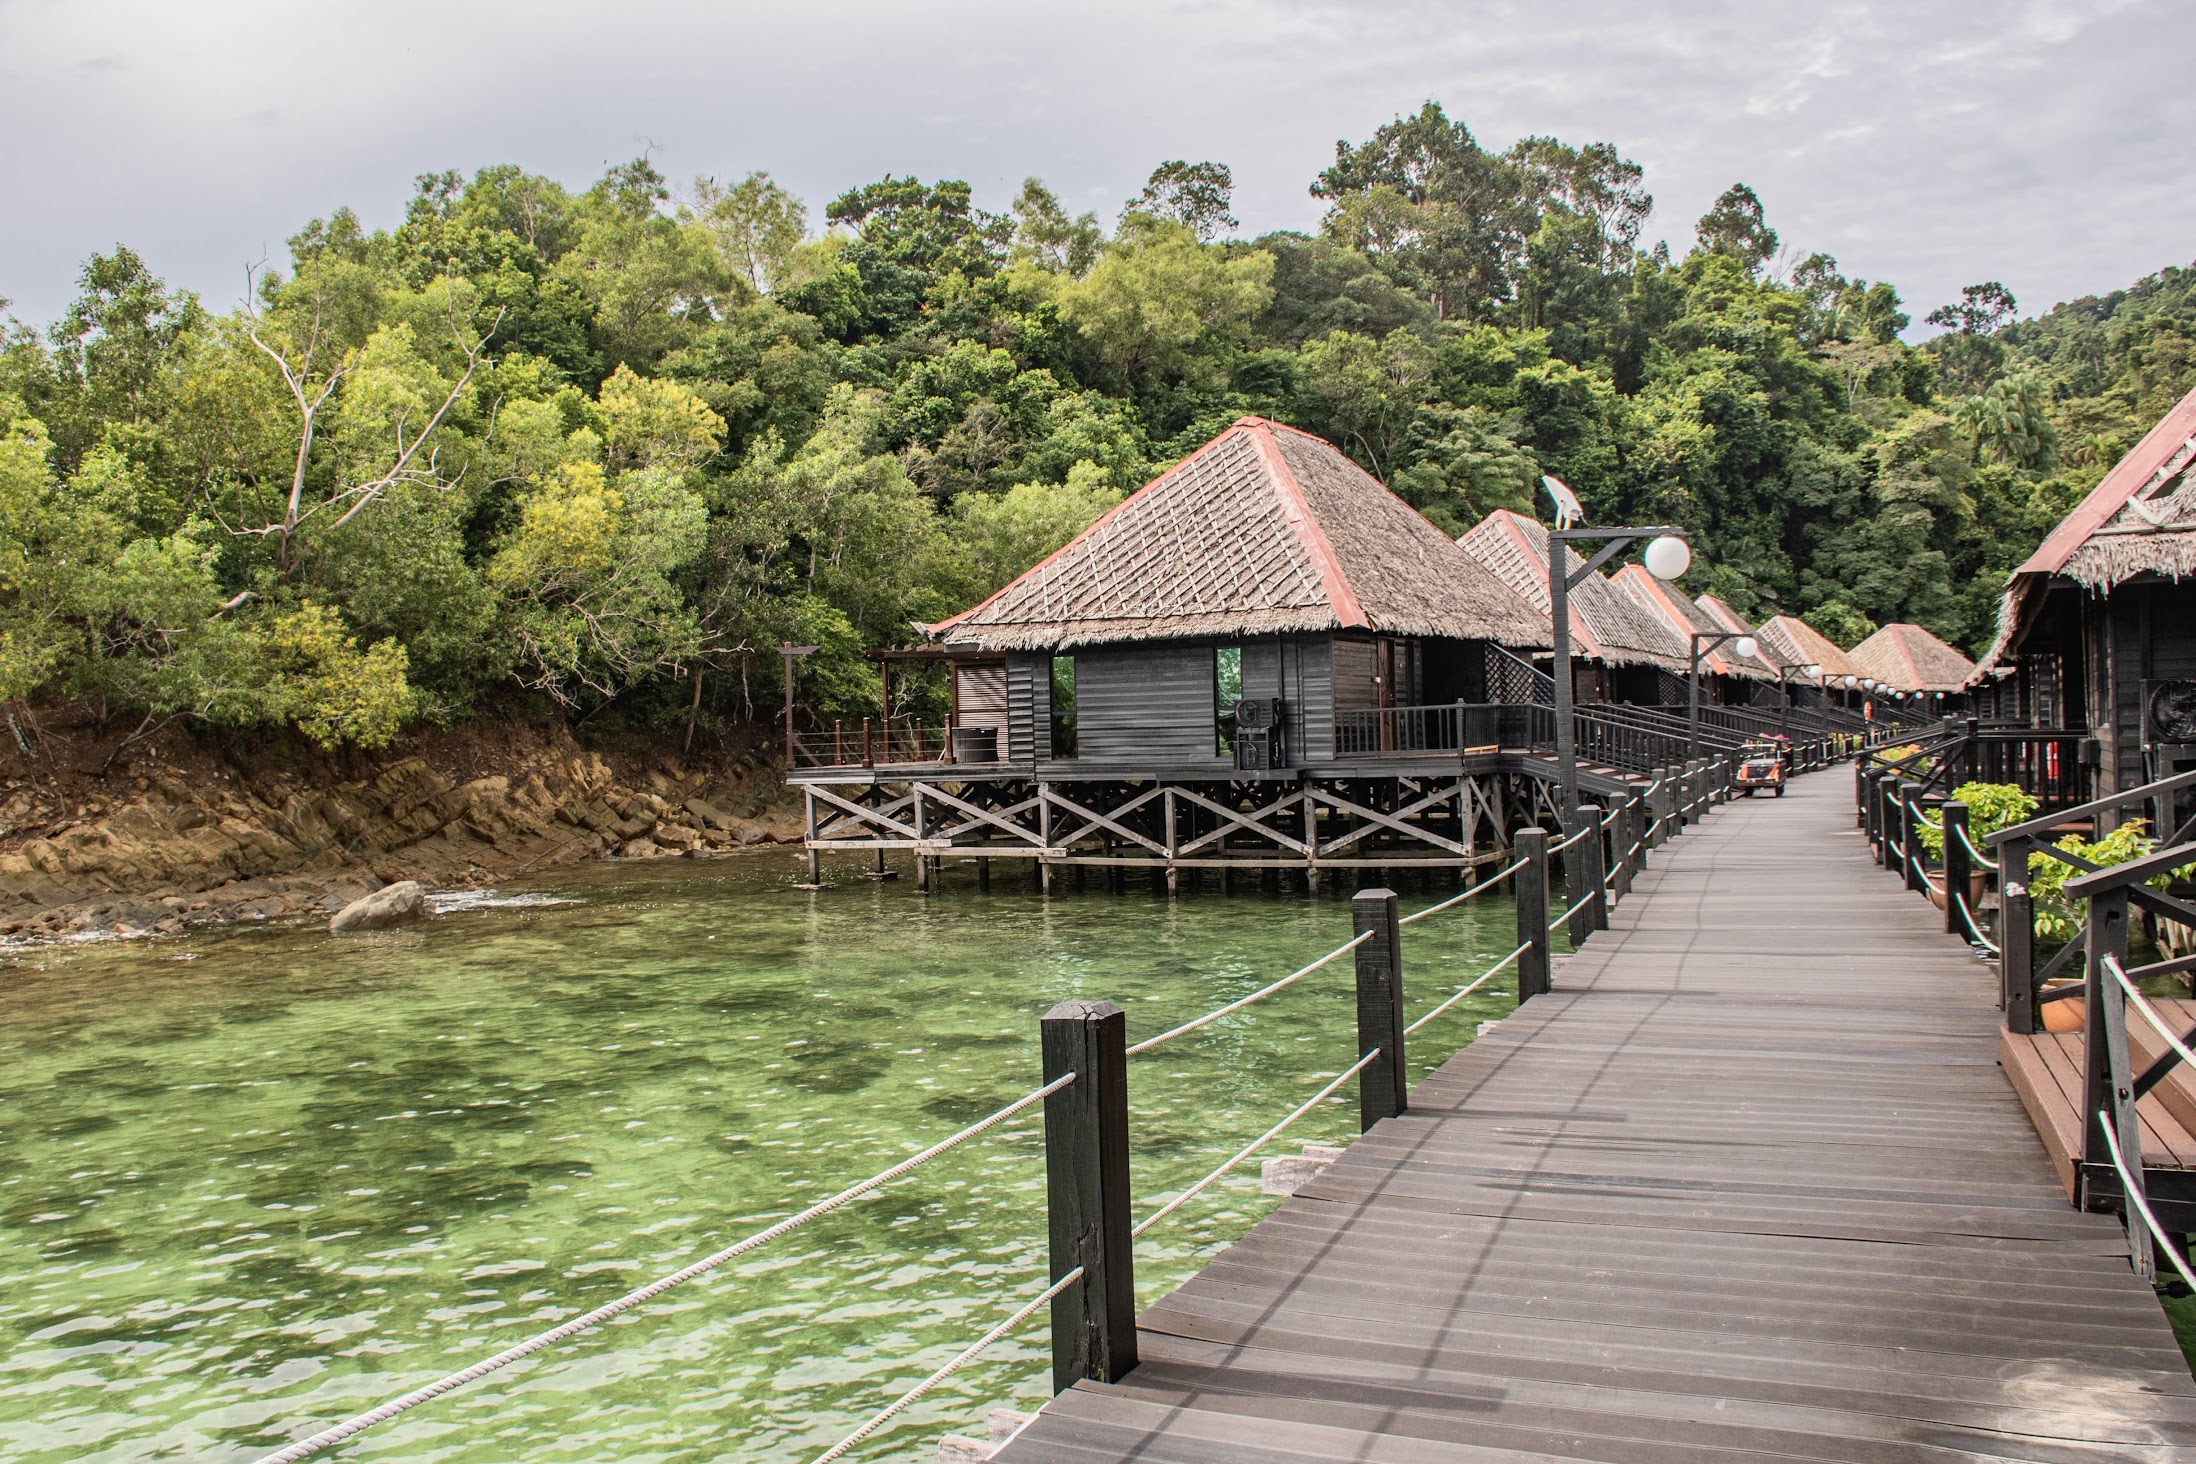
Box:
(2025, 820), (2196, 1033)
(1917, 781), (2036, 912)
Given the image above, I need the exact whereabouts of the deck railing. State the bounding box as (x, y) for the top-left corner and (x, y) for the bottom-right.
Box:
(239, 771), (1732, 1464)
(791, 716), (952, 769)
(1857, 759), (2196, 1252)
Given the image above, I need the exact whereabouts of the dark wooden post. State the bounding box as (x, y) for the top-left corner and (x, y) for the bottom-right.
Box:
(2079, 885), (2131, 1211)
(862, 716), (874, 769)
(1576, 803), (1607, 938)
(2002, 835), (2035, 1031)
(1855, 759), (1868, 828)
(1352, 889), (1407, 1130)
(1041, 1000), (1136, 1390)
(1515, 827), (1551, 1001)
(1611, 798), (1636, 900)
(1862, 771), (1880, 859)
(1942, 801), (1969, 938)
(1900, 781), (1927, 893)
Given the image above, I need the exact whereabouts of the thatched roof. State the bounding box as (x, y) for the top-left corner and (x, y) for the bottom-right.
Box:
(1849, 623), (1977, 694)
(1609, 566), (1778, 680)
(928, 417), (1544, 653)
(1753, 615), (1863, 682)
(1979, 383), (2196, 676)
(1455, 511), (1691, 674)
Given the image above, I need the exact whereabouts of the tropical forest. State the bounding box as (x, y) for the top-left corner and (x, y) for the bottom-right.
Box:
(3, 101), (2191, 756)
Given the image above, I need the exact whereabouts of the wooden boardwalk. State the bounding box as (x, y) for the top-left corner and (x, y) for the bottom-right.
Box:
(995, 772), (2196, 1462)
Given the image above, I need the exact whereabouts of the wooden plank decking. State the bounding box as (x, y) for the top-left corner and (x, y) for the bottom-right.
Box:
(994, 771), (2196, 1461)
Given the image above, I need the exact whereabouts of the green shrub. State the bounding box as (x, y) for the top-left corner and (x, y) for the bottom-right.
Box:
(1917, 781), (2036, 860)
(2028, 819), (2196, 941)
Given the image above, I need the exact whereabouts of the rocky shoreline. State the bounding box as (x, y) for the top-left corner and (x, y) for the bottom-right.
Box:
(0, 720), (805, 944)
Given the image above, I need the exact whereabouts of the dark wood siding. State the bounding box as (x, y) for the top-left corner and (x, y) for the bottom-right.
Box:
(955, 660), (1007, 729)
(1289, 635), (1333, 764)
(1332, 635), (1378, 710)
(2107, 582), (2196, 792)
(1008, 652), (1049, 762)
(1074, 644), (1222, 762)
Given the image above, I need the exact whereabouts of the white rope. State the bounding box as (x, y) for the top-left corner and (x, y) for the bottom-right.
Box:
(1404, 944), (1529, 1035)
(2095, 1112), (2196, 1292)
(2105, 955), (2196, 1075)
(1951, 888), (2000, 955)
(806, 1266), (1085, 1464)
(1397, 857), (1527, 926)
(1125, 931), (1371, 1056)
(1916, 812), (1942, 832)
(1131, 1050), (1381, 1238)
(1956, 820), (1998, 871)
(1547, 891), (1594, 934)
(247, 1072), (1074, 1464)
(1550, 822), (1593, 855)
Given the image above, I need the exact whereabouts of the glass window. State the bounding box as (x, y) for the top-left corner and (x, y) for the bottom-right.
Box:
(1049, 655), (1077, 758)
(1214, 645), (1243, 755)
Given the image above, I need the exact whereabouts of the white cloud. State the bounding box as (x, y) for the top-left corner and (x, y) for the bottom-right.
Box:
(1, 0), (2189, 330)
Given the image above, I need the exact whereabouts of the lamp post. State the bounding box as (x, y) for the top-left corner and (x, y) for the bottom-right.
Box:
(1687, 630), (1759, 759)
(1540, 476), (1687, 816)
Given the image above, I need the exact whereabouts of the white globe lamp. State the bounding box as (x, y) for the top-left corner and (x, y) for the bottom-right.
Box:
(1843, 674), (1857, 689)
(1734, 636), (1758, 661)
(1642, 535), (1690, 581)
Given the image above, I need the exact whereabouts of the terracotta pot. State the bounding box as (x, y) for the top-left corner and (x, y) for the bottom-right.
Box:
(1925, 871), (1988, 913)
(2039, 979), (2084, 1034)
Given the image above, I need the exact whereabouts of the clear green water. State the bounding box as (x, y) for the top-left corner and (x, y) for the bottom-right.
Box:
(0, 853), (1530, 1463)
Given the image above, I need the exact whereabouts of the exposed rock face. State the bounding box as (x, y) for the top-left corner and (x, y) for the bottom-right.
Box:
(329, 880), (426, 933)
(0, 725), (806, 942)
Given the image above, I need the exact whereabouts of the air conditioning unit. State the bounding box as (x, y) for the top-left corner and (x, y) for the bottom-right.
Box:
(1235, 697), (1284, 729)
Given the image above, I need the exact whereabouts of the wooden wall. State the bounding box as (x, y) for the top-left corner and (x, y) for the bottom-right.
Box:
(1007, 652), (1050, 762)
(1074, 644), (1223, 761)
(2096, 581), (2196, 792)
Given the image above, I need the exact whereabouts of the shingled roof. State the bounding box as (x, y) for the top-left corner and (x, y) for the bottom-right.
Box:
(1849, 623), (1977, 694)
(928, 418), (1544, 652)
(1609, 566), (1777, 680)
(1753, 615), (1862, 682)
(1979, 383), (2196, 676)
(1456, 511), (1691, 674)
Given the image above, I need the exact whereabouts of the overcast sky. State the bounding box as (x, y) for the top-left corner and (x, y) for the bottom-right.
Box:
(2, 0), (2189, 333)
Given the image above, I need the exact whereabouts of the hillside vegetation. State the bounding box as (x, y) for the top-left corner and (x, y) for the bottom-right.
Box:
(1, 102), (2185, 760)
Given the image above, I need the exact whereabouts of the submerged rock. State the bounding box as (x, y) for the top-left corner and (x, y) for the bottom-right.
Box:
(329, 880), (427, 933)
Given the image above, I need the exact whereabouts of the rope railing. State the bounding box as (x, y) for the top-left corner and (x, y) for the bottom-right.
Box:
(1547, 890), (1594, 935)
(807, 1267), (1083, 1464)
(1404, 943), (1529, 1035)
(1125, 931), (1371, 1057)
(1396, 857), (1526, 926)
(2105, 955), (2196, 1074)
(1951, 888), (1999, 955)
(2095, 1114), (2196, 1292)
(246, 1072), (1075, 1464)
(1130, 1049), (1382, 1238)
(1956, 820), (1998, 871)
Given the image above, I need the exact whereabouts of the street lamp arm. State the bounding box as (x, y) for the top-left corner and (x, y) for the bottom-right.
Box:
(1554, 525), (1687, 589)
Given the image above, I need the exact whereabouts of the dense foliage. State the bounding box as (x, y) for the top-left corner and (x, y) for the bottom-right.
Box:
(1, 102), (2186, 753)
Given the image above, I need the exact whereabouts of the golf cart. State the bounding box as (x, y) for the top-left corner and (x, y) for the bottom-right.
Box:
(1732, 736), (1789, 797)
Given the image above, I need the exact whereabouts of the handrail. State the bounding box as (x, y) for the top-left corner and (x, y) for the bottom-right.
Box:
(1986, 766), (2196, 846)
(1951, 888), (1999, 955)
(2062, 841), (2196, 899)
(1125, 931), (1372, 1056)
(1397, 857), (1526, 926)
(1404, 943), (1530, 1034)
(2094, 1118), (2196, 1292)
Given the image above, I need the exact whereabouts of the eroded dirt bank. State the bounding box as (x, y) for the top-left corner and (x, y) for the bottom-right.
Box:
(0, 708), (804, 940)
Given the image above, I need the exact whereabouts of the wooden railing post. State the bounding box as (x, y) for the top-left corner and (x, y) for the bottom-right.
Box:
(2078, 884), (2132, 1213)
(862, 716), (874, 769)
(1577, 803), (1608, 938)
(1352, 888), (1407, 1131)
(1942, 801), (1969, 937)
(1041, 1000), (1136, 1390)
(1611, 798), (1636, 900)
(2002, 835), (2035, 1031)
(1900, 781), (1928, 893)
(1515, 827), (1551, 1001)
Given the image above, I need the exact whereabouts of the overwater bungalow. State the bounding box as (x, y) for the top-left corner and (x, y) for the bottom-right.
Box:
(786, 418), (1591, 886)
(1975, 383), (2196, 811)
